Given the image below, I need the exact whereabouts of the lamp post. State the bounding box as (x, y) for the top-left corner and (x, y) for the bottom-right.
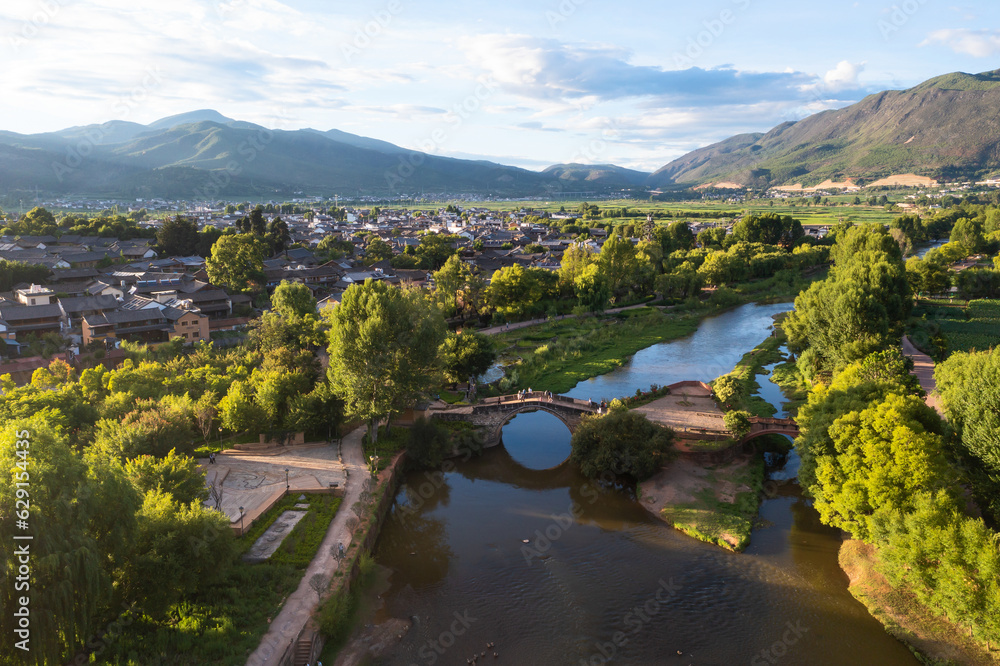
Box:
(285, 468), (290, 490)
(238, 506), (245, 536)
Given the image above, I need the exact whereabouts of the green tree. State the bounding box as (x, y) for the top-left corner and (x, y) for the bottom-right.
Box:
(730, 212), (803, 246)
(156, 216), (199, 256)
(365, 236), (394, 264)
(713, 374), (745, 407)
(0, 259), (51, 291)
(433, 254), (477, 317)
(936, 347), (1000, 520)
(0, 416), (113, 663)
(206, 234), (266, 293)
(485, 265), (558, 320)
(558, 244), (596, 292)
(785, 236), (910, 372)
(405, 417), (452, 468)
(11, 206), (57, 235)
(723, 410), (752, 438)
(574, 262), (610, 312)
(597, 231), (640, 298)
(218, 380), (269, 434)
(570, 410), (674, 481)
(950, 217), (985, 255)
(197, 225), (224, 257)
(438, 331), (496, 385)
(326, 281), (445, 443)
(813, 392), (955, 541)
(122, 489), (234, 617)
(416, 233), (458, 270)
(871, 491), (1000, 647)
(271, 280), (317, 318)
(267, 216), (291, 254)
(655, 263), (703, 299)
(124, 449), (208, 505)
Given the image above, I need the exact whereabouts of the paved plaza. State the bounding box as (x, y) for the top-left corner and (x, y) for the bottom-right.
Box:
(201, 443), (346, 529)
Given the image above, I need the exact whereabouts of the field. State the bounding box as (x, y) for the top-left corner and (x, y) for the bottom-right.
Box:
(422, 198), (901, 227)
(935, 299), (1000, 354)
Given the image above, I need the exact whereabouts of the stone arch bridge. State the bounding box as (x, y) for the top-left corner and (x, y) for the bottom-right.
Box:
(431, 395), (798, 448)
(432, 393), (599, 445)
(744, 417), (799, 442)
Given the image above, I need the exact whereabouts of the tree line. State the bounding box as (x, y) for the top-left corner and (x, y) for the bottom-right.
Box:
(786, 216), (1000, 650)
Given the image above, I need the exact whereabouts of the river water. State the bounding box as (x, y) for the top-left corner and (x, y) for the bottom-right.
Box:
(369, 304), (918, 665)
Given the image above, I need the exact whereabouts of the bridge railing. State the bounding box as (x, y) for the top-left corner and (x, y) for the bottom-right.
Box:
(481, 393), (598, 410)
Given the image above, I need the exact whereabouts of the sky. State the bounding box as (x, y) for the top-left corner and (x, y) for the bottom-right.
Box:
(1, 0), (998, 172)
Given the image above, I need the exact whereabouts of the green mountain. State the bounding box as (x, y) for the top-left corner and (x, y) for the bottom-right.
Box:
(647, 69), (1000, 189)
(543, 163), (650, 189)
(0, 113), (577, 198)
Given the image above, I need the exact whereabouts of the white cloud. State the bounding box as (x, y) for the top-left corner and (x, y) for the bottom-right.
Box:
(921, 29), (1000, 57)
(823, 60), (865, 91)
(457, 34), (817, 105)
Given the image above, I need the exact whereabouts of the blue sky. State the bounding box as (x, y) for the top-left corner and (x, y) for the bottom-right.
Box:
(1, 0), (998, 171)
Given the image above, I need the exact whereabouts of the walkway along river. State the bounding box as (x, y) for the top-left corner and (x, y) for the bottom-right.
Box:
(365, 303), (920, 665)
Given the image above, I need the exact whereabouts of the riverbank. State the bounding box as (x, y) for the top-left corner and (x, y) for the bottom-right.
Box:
(494, 306), (702, 394)
(639, 455), (764, 551)
(839, 540), (1000, 665)
(712, 331), (787, 417)
(638, 320), (795, 552)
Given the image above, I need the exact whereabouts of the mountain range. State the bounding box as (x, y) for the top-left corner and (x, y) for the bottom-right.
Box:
(2, 68), (1000, 199)
(648, 69), (1000, 189)
(0, 110), (648, 199)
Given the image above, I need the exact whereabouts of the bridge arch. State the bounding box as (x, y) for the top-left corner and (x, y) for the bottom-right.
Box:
(486, 403), (581, 444)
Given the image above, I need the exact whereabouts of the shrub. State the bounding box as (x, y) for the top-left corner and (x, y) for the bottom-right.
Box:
(406, 417), (452, 468)
(570, 410), (674, 481)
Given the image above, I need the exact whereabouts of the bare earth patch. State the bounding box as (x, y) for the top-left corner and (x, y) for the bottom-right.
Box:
(640, 456), (761, 551)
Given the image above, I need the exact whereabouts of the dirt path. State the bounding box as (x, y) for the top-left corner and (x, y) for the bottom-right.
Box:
(246, 425), (367, 666)
(478, 303), (656, 336)
(902, 336), (943, 416)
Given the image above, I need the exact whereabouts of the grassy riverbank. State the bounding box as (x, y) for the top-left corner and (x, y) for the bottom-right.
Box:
(652, 457), (765, 552)
(711, 333), (787, 417)
(494, 306), (702, 394)
(645, 322), (800, 553)
(839, 540), (1000, 666)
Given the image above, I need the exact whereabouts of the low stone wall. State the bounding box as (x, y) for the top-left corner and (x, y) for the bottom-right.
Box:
(290, 450), (407, 665)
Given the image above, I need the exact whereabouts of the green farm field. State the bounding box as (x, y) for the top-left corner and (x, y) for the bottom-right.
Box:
(936, 299), (1000, 353)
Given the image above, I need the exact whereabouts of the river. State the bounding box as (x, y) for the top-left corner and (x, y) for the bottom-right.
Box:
(367, 304), (919, 665)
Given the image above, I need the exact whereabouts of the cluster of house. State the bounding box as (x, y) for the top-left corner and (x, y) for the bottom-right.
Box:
(1, 205), (769, 359)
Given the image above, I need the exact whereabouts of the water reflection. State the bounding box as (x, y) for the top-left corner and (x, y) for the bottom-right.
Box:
(566, 302), (792, 402)
(369, 303), (920, 665)
(497, 411), (573, 470)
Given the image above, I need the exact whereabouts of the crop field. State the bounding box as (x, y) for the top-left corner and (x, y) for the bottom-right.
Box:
(424, 198), (900, 227)
(936, 299), (1000, 353)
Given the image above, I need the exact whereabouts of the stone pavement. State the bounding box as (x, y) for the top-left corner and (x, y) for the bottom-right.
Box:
(245, 425), (367, 666)
(202, 444), (347, 528)
(633, 392), (727, 433)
